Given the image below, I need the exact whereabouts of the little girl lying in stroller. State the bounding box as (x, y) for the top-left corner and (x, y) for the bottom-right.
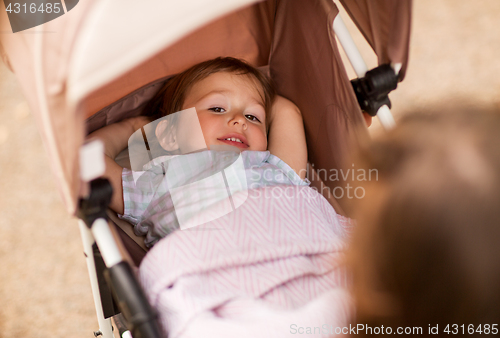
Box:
(88, 57), (353, 337)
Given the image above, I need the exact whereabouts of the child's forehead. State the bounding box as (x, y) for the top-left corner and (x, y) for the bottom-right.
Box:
(188, 72), (265, 102)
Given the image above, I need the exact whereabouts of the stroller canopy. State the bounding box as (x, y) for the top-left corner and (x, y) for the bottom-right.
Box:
(0, 0), (411, 214)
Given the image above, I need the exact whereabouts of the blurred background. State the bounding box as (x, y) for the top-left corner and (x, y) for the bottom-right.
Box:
(0, 0), (499, 337)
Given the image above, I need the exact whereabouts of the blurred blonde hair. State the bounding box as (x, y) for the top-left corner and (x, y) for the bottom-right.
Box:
(349, 105), (500, 334)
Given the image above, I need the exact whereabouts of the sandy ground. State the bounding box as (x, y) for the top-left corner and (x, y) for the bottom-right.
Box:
(0, 55), (97, 335)
(0, 1), (499, 337)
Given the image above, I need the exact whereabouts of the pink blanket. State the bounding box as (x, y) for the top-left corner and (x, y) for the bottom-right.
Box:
(139, 185), (354, 337)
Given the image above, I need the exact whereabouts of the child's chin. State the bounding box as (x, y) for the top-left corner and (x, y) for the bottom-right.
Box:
(246, 148), (266, 152)
(208, 144), (243, 153)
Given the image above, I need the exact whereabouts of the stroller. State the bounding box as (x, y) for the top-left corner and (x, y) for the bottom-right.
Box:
(0, 0), (411, 336)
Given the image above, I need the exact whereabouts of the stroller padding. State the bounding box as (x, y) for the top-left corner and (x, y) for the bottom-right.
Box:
(86, 75), (169, 135)
(269, 0), (368, 215)
(107, 210), (148, 266)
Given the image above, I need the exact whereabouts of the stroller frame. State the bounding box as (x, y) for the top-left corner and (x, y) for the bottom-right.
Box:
(78, 177), (161, 338)
(78, 10), (402, 338)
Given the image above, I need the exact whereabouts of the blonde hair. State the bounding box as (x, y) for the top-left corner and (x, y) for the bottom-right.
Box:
(349, 106), (500, 333)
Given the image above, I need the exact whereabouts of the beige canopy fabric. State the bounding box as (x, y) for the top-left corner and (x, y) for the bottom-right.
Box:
(0, 0), (411, 215)
(80, 1), (275, 120)
(340, 0), (412, 79)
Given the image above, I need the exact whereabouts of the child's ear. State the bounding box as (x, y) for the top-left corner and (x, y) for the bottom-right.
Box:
(155, 119), (179, 151)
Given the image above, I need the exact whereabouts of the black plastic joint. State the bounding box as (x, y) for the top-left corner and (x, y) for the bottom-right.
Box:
(105, 262), (163, 338)
(77, 178), (113, 229)
(351, 64), (399, 116)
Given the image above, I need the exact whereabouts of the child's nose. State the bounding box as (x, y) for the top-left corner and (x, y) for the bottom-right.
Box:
(228, 112), (247, 129)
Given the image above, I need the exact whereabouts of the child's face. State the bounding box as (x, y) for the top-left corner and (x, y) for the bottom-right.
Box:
(181, 72), (267, 151)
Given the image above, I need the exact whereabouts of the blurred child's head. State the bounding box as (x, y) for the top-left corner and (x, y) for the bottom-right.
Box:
(148, 57), (276, 152)
(348, 106), (500, 334)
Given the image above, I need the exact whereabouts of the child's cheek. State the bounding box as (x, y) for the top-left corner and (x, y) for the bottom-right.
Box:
(252, 128), (268, 151)
(196, 113), (210, 144)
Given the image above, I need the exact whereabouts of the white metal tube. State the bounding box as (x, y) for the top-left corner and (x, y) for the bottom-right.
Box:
(333, 15), (368, 78)
(377, 105), (396, 130)
(91, 218), (124, 267)
(78, 221), (115, 338)
(333, 14), (397, 130)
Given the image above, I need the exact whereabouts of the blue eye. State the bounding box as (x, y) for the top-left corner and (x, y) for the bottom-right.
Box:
(209, 107), (225, 113)
(245, 115), (261, 123)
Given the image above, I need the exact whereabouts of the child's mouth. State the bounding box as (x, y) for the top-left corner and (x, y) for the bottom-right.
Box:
(217, 137), (249, 149)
